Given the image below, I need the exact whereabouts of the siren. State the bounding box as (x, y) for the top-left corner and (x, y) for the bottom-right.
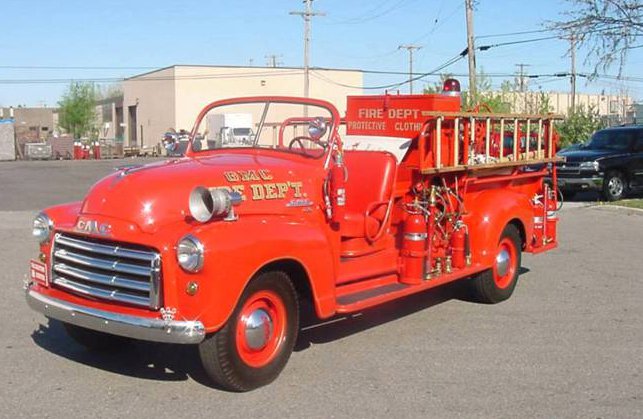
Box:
(442, 78), (461, 96)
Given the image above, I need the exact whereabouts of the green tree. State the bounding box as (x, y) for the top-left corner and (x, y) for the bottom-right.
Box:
(58, 82), (98, 139)
(556, 104), (605, 147)
(462, 69), (512, 113)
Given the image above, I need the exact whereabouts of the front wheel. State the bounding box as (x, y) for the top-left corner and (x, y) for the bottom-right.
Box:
(602, 171), (627, 201)
(470, 224), (522, 304)
(198, 271), (299, 392)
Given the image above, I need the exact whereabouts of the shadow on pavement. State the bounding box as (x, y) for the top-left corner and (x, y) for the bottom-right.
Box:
(295, 269), (528, 352)
(30, 266), (532, 388)
(30, 319), (212, 385)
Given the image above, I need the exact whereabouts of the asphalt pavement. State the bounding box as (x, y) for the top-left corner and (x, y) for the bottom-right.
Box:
(0, 159), (641, 418)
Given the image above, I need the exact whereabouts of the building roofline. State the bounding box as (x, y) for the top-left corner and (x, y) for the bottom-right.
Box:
(126, 64), (363, 80)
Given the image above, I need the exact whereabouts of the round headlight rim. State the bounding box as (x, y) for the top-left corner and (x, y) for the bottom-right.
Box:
(177, 234), (204, 273)
(33, 212), (53, 244)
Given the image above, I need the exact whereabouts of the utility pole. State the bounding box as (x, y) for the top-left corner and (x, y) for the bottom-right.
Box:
(265, 54), (283, 68)
(465, 0), (477, 101)
(515, 63), (530, 92)
(290, 0), (325, 101)
(570, 34), (577, 113)
(398, 44), (422, 94)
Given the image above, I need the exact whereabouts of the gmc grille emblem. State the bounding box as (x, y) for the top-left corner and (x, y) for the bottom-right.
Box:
(75, 219), (112, 236)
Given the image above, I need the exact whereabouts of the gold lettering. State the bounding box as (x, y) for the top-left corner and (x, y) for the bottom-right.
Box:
(264, 183), (278, 199)
(224, 171), (240, 182)
(276, 183), (289, 198)
(250, 184), (265, 200)
(258, 169), (273, 180)
(289, 181), (303, 198)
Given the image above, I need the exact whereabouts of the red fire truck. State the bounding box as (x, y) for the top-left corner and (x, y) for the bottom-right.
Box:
(26, 80), (561, 391)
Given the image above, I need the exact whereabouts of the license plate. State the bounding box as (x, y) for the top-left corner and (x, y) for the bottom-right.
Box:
(29, 259), (48, 286)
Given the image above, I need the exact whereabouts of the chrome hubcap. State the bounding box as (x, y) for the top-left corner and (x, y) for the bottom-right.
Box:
(496, 249), (511, 277)
(608, 177), (623, 196)
(243, 308), (274, 350)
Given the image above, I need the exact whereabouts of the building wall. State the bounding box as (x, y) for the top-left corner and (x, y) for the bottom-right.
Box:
(500, 91), (633, 120)
(0, 107), (55, 141)
(124, 66), (363, 148)
(123, 67), (176, 147)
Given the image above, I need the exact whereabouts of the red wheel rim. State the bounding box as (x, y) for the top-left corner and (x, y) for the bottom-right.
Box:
(235, 290), (287, 368)
(493, 237), (517, 289)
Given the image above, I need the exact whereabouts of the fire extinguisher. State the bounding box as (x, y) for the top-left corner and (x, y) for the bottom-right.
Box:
(329, 151), (346, 225)
(401, 202), (428, 285)
(92, 141), (101, 160)
(73, 141), (82, 160)
(451, 221), (466, 269)
(545, 184), (558, 244)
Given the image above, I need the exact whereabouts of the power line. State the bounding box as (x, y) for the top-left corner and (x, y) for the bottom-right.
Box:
(477, 35), (561, 51)
(476, 28), (552, 39)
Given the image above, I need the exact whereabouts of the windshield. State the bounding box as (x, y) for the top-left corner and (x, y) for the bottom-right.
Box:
(586, 130), (632, 151)
(190, 100), (336, 159)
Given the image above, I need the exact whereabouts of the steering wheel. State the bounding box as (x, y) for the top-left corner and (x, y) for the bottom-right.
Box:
(288, 136), (327, 156)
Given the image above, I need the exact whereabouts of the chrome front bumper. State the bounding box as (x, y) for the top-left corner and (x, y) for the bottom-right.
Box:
(557, 175), (604, 191)
(26, 288), (205, 344)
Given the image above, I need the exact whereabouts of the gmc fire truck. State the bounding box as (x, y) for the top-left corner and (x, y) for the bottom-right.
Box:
(26, 79), (562, 391)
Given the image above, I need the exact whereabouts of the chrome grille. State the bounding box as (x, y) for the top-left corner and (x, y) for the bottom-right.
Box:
(557, 161), (580, 175)
(51, 233), (161, 309)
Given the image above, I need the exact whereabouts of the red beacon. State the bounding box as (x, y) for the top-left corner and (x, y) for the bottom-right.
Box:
(442, 78), (461, 96)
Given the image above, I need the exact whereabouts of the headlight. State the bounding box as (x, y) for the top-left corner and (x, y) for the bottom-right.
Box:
(32, 213), (53, 243)
(579, 161), (599, 171)
(177, 235), (204, 273)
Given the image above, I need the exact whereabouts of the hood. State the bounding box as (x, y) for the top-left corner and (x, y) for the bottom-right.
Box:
(80, 151), (324, 233)
(557, 148), (617, 163)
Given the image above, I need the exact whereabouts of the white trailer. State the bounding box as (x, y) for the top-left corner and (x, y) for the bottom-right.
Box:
(206, 113), (254, 148)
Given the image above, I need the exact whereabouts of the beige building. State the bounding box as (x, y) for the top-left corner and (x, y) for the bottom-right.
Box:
(499, 91), (634, 122)
(121, 65), (363, 148)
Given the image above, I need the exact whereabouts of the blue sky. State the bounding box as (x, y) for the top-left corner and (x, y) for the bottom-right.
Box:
(1, 0), (641, 107)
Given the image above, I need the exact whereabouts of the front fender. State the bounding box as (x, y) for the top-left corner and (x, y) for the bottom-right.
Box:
(463, 189), (533, 266)
(182, 215), (336, 333)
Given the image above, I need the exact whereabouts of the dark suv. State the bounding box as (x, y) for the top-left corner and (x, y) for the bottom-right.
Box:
(556, 126), (643, 201)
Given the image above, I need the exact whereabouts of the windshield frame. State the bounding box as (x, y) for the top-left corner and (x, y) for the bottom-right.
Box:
(186, 96), (341, 167)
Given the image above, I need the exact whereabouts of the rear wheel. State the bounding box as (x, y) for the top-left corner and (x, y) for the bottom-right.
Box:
(198, 271), (299, 392)
(470, 224), (522, 304)
(602, 171), (626, 201)
(63, 323), (130, 351)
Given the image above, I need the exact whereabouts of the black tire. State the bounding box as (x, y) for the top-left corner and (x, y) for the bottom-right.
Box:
(63, 323), (130, 351)
(602, 170), (627, 201)
(198, 271), (299, 392)
(470, 224), (522, 304)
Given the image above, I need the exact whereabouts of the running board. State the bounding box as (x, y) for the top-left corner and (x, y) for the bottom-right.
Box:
(335, 264), (487, 314)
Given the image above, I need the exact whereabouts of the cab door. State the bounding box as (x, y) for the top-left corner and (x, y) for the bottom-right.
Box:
(632, 130), (643, 188)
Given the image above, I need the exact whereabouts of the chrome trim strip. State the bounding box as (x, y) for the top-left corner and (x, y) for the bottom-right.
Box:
(56, 235), (157, 262)
(54, 249), (151, 277)
(53, 277), (150, 307)
(53, 263), (150, 292)
(149, 255), (162, 310)
(26, 288), (205, 344)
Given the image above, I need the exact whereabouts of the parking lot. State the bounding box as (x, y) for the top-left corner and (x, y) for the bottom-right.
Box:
(1, 159), (641, 418)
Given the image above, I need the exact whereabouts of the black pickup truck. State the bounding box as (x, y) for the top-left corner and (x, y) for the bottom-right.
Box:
(556, 126), (643, 201)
